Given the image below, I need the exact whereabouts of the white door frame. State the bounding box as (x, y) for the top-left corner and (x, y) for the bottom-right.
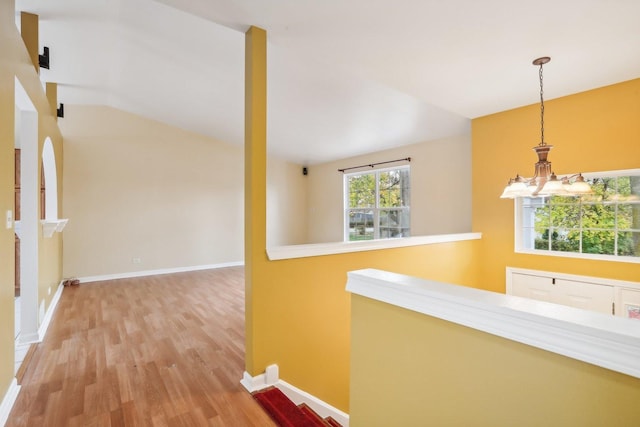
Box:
(14, 77), (39, 344)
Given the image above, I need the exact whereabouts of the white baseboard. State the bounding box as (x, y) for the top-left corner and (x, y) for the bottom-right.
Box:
(0, 378), (20, 427)
(38, 280), (64, 341)
(241, 366), (350, 427)
(78, 261), (244, 283)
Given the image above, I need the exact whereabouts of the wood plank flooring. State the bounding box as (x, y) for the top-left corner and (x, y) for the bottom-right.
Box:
(7, 267), (277, 426)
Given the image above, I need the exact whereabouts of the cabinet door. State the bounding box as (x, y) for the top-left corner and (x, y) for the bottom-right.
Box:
(554, 279), (614, 315)
(617, 288), (640, 320)
(511, 273), (554, 303)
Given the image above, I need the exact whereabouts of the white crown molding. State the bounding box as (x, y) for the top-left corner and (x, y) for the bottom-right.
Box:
(346, 268), (640, 379)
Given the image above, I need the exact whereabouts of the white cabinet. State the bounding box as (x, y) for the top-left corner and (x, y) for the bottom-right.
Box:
(507, 267), (640, 319)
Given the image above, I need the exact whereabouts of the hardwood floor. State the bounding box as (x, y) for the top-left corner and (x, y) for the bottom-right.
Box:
(7, 267), (277, 426)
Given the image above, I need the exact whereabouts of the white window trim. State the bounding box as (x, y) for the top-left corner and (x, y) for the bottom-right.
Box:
(343, 165), (410, 242)
(514, 168), (640, 264)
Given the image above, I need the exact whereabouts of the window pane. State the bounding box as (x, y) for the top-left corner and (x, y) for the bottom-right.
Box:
(581, 230), (616, 255)
(348, 210), (374, 241)
(379, 209), (409, 238)
(532, 204), (550, 236)
(615, 176), (640, 201)
(348, 174), (375, 208)
(534, 231), (550, 250)
(584, 177), (617, 202)
(617, 204), (640, 230)
(379, 169), (409, 208)
(624, 176), (640, 202)
(550, 228), (580, 252)
(581, 203), (616, 229)
(618, 231), (640, 256)
(551, 203), (580, 228)
(549, 195), (578, 205)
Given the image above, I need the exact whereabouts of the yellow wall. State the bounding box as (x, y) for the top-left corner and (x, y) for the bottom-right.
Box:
(0, 5), (64, 400)
(472, 79), (640, 293)
(252, 241), (480, 412)
(244, 25), (481, 413)
(350, 294), (640, 426)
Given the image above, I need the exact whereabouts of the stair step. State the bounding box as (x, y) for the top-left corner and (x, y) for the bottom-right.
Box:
(299, 403), (339, 426)
(324, 417), (343, 427)
(253, 386), (332, 427)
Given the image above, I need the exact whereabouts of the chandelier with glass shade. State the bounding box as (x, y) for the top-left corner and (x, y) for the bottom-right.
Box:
(500, 57), (592, 199)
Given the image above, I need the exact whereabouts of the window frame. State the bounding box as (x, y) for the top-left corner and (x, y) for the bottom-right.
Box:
(343, 165), (410, 242)
(515, 168), (640, 264)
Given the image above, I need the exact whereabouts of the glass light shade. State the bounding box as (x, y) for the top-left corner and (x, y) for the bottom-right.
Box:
(538, 178), (567, 196)
(500, 183), (517, 199)
(568, 180), (592, 194)
(500, 180), (530, 198)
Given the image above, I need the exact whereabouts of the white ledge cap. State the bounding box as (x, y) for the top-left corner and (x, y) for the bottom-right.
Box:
(346, 268), (640, 379)
(267, 232), (481, 260)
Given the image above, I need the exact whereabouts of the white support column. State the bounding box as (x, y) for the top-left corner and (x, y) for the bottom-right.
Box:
(17, 108), (39, 344)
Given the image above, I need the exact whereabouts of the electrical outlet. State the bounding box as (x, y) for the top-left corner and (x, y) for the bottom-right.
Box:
(132, 257), (141, 264)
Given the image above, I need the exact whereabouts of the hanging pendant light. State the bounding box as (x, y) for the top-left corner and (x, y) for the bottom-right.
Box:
(500, 57), (592, 199)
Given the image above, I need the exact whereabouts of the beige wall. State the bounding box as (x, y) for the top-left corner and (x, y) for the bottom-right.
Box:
(350, 294), (640, 426)
(306, 135), (472, 243)
(61, 105), (245, 278)
(267, 157), (308, 246)
(61, 105), (306, 278)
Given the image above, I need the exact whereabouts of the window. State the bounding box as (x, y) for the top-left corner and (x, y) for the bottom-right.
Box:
(517, 170), (640, 261)
(345, 166), (410, 241)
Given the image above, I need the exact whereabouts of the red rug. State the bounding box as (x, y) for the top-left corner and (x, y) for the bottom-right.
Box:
(253, 387), (328, 427)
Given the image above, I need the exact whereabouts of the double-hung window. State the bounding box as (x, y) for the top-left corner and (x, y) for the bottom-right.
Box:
(344, 166), (410, 241)
(517, 170), (640, 261)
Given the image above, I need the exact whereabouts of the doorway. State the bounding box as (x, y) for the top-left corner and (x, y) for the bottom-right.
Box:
(14, 77), (40, 368)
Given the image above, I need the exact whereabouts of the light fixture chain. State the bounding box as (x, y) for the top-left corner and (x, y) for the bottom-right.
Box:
(539, 62), (545, 146)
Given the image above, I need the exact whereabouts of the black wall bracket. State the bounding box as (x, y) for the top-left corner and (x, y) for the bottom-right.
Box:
(39, 46), (50, 69)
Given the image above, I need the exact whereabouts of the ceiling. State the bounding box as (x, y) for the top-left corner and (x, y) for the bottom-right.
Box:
(15, 0), (640, 165)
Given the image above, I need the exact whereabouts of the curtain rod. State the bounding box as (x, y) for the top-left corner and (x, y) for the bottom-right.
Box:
(338, 157), (411, 173)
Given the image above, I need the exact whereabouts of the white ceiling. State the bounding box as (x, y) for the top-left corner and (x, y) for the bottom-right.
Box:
(15, 0), (640, 165)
